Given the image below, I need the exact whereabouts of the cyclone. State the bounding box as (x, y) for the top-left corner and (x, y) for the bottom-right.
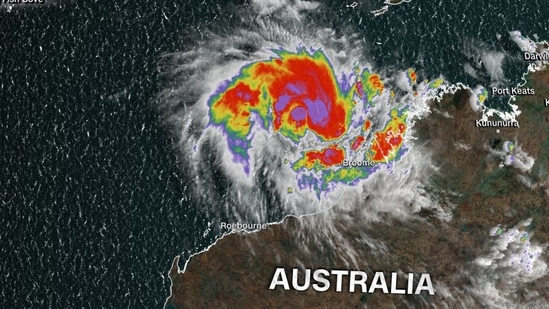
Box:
(204, 46), (443, 199)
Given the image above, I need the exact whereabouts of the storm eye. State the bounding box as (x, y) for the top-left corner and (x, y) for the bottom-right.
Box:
(290, 107), (307, 122)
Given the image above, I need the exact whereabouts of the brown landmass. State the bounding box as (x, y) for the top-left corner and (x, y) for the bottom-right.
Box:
(165, 69), (549, 309)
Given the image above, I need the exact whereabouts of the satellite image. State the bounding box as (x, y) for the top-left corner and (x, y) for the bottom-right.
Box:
(2, 0), (549, 308)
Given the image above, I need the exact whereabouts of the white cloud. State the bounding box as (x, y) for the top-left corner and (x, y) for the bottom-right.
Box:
(251, 0), (319, 17)
(509, 30), (537, 53)
(465, 219), (548, 309)
(481, 51), (506, 84)
(464, 62), (478, 79)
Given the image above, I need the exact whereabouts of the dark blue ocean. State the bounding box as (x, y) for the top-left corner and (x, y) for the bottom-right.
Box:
(1, 0), (547, 307)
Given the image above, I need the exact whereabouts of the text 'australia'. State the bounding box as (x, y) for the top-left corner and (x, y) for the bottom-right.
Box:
(269, 268), (435, 295)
